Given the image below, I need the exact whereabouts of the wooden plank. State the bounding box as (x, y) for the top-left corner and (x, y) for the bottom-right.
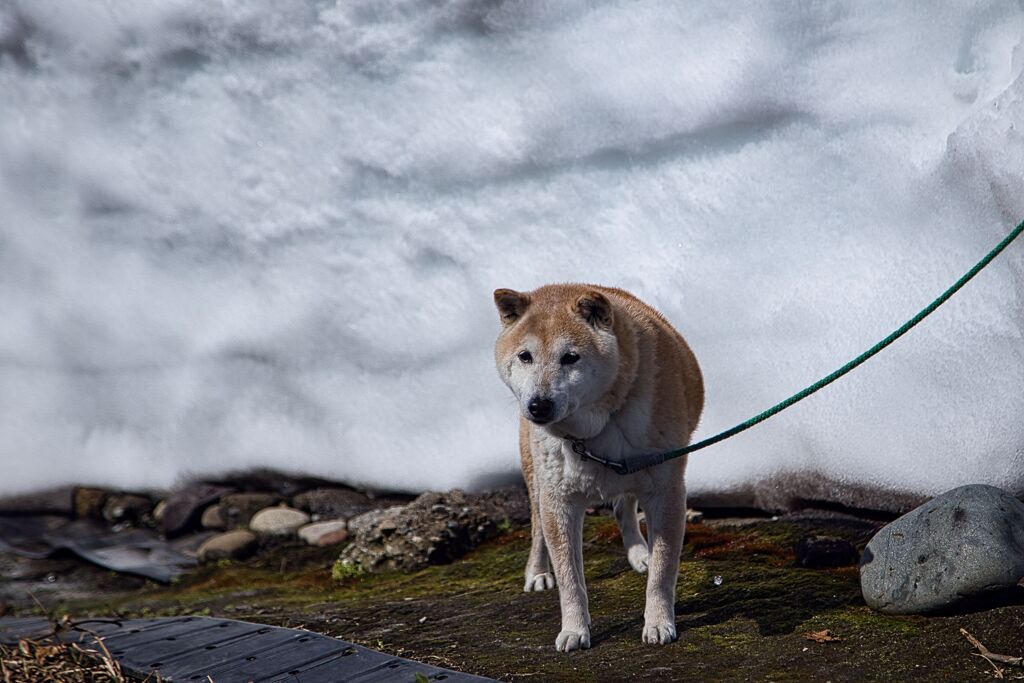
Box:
(0, 616), (494, 682)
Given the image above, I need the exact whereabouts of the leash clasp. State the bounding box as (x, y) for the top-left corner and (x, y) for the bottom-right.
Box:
(570, 439), (627, 474)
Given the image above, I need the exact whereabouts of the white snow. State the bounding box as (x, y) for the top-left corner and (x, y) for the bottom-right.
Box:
(0, 1), (1022, 509)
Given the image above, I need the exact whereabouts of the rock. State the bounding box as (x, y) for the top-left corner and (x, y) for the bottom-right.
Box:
(249, 506), (310, 536)
(337, 489), (517, 573)
(347, 507), (406, 536)
(152, 500), (167, 523)
(298, 520), (349, 546)
(795, 535), (859, 568)
(161, 484), (234, 537)
(200, 504), (227, 530)
(477, 486), (531, 524)
(686, 509), (704, 524)
(103, 494), (154, 526)
(197, 530), (259, 563)
(73, 487), (108, 520)
(0, 487), (75, 516)
(292, 487), (376, 520)
(220, 493), (281, 528)
(860, 484), (1024, 614)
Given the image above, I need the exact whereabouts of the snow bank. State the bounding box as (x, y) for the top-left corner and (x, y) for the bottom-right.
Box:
(0, 1), (1022, 509)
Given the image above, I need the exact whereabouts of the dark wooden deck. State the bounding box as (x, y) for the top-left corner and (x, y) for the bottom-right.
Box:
(0, 616), (495, 682)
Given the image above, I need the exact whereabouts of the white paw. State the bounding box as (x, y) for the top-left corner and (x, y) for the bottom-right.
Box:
(555, 628), (591, 652)
(627, 545), (649, 573)
(524, 572), (555, 592)
(642, 621), (677, 645)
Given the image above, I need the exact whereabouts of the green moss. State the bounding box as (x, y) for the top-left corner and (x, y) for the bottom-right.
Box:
(331, 559), (366, 581)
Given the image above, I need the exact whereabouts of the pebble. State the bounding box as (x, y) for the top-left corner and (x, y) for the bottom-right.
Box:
(161, 484), (234, 537)
(860, 484), (1024, 614)
(298, 520), (349, 546)
(220, 492), (282, 527)
(200, 504), (228, 531)
(249, 506), (310, 536)
(197, 530), (259, 563)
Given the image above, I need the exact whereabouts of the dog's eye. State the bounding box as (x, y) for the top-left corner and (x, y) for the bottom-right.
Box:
(560, 352), (580, 365)
(517, 350), (533, 364)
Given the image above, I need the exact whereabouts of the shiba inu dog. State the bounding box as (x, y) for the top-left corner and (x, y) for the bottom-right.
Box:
(493, 284), (704, 651)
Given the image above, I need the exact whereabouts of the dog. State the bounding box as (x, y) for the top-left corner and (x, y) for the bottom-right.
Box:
(493, 283), (704, 651)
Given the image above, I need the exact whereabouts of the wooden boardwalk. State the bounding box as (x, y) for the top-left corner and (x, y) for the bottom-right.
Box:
(0, 616), (495, 682)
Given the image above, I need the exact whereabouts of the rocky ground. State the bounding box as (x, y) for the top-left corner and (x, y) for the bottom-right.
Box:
(1, 480), (1023, 682)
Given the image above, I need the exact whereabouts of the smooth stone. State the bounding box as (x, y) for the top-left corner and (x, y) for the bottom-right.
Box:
(200, 504), (227, 530)
(161, 484), (234, 537)
(220, 492), (281, 527)
(860, 484), (1024, 614)
(249, 506), (310, 536)
(197, 530), (258, 563)
(298, 520), (349, 546)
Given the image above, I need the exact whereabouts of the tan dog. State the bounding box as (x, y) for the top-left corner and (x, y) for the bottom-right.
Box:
(493, 284), (703, 651)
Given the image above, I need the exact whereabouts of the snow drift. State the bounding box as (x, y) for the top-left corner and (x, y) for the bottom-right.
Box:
(1, 1), (1022, 509)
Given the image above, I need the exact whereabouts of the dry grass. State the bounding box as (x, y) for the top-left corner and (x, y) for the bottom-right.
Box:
(0, 624), (166, 683)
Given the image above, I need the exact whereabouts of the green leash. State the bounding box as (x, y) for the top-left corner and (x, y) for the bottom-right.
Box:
(572, 218), (1024, 475)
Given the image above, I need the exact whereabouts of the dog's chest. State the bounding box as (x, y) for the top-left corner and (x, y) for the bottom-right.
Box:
(533, 419), (658, 502)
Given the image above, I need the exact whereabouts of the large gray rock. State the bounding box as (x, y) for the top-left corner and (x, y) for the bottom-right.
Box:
(860, 484), (1024, 614)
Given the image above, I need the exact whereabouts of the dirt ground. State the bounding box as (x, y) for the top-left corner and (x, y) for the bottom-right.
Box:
(3, 510), (1023, 682)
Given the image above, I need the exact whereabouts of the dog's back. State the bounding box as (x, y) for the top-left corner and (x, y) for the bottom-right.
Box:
(593, 284), (703, 444)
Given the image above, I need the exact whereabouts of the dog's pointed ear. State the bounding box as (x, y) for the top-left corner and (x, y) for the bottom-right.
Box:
(494, 289), (530, 326)
(575, 291), (613, 329)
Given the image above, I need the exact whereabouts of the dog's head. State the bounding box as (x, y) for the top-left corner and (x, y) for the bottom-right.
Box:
(493, 285), (620, 428)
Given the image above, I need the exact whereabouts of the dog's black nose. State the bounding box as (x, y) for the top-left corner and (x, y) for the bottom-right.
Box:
(528, 397), (555, 422)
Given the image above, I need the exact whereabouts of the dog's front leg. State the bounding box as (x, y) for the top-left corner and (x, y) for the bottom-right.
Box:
(539, 489), (590, 651)
(524, 469), (554, 591)
(640, 487), (685, 645)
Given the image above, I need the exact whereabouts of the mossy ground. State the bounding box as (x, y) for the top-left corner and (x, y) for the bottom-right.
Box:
(11, 514), (1024, 682)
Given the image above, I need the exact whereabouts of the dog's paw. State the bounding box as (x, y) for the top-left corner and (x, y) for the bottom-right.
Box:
(523, 572), (555, 592)
(641, 621), (677, 645)
(555, 628), (591, 652)
(626, 545), (649, 573)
